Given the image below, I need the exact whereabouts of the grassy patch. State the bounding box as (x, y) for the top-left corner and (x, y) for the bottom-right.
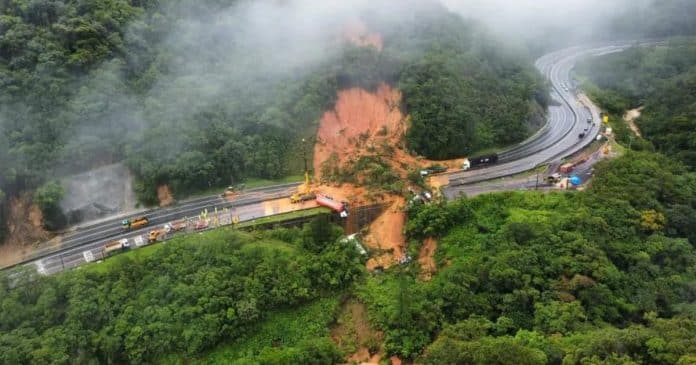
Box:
(183, 296), (341, 364)
(237, 207), (331, 229)
(180, 175), (304, 200)
(243, 175), (304, 189)
(82, 226), (243, 274)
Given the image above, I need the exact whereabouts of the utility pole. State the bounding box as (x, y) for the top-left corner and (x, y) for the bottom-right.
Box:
(301, 138), (307, 173)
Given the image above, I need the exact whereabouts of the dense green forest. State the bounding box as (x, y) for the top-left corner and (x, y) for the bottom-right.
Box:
(576, 39), (696, 169)
(358, 150), (696, 362)
(0, 217), (362, 364)
(0, 0), (546, 238)
(3, 150), (695, 364)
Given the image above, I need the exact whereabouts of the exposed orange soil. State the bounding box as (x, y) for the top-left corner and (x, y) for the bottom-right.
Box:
(157, 185), (174, 207)
(0, 241), (26, 268)
(418, 237), (438, 281)
(313, 83), (464, 182)
(1, 193), (51, 267)
(264, 197), (318, 215)
(343, 19), (383, 51)
(3, 193), (49, 246)
(314, 83), (404, 177)
(312, 82), (461, 270)
(428, 173), (451, 191)
(365, 197), (406, 270)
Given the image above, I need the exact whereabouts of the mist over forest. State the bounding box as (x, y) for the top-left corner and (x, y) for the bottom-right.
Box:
(2, 1), (696, 364)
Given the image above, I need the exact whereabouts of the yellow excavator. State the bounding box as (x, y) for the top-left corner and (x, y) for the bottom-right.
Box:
(290, 170), (316, 203)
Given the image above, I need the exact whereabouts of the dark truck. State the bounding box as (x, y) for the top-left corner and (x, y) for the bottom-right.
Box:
(463, 154), (499, 170)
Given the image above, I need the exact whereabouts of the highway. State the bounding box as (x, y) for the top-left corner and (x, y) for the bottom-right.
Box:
(10, 183), (301, 275)
(6, 42), (643, 276)
(445, 44), (633, 192)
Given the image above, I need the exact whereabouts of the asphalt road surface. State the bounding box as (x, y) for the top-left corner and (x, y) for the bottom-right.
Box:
(444, 43), (637, 196)
(7, 42), (648, 276)
(8, 183), (300, 274)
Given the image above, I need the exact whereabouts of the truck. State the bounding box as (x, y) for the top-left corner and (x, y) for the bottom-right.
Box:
(419, 164), (448, 176)
(316, 194), (349, 218)
(122, 216), (149, 230)
(148, 229), (166, 243)
(559, 163), (574, 174)
(164, 220), (187, 233)
(463, 154), (499, 170)
(104, 239), (130, 256)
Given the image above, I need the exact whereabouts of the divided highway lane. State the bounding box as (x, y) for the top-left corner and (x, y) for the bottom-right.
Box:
(7, 183), (301, 270)
(446, 43), (634, 189)
(33, 184), (301, 275)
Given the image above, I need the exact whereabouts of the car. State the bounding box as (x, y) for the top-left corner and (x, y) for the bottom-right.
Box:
(578, 132), (586, 138)
(119, 238), (130, 249)
(194, 220), (209, 230)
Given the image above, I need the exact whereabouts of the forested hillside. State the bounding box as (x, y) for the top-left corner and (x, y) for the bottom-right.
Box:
(0, 221), (362, 363)
(0, 0), (546, 238)
(611, 0), (696, 38)
(360, 151), (696, 362)
(576, 38), (696, 169)
(3, 149), (695, 364)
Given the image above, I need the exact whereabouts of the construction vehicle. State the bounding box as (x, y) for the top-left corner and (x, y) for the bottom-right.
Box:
(122, 216), (149, 230)
(148, 229), (166, 243)
(463, 154), (499, 170)
(290, 171), (316, 203)
(316, 194), (349, 217)
(104, 239), (130, 256)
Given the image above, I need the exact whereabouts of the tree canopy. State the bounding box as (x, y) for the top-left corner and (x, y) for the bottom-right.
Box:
(576, 38), (696, 170)
(358, 151), (696, 361)
(0, 219), (363, 364)
(0, 0), (547, 236)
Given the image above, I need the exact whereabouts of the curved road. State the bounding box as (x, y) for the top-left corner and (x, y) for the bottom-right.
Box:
(445, 43), (635, 189)
(7, 42), (645, 276)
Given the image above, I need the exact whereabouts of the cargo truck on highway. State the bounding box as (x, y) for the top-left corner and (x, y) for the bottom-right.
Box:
(316, 194), (349, 218)
(104, 239), (130, 256)
(462, 154), (499, 170)
(121, 216), (149, 230)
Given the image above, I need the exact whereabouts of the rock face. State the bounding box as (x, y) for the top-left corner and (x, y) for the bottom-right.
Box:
(60, 163), (137, 225)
